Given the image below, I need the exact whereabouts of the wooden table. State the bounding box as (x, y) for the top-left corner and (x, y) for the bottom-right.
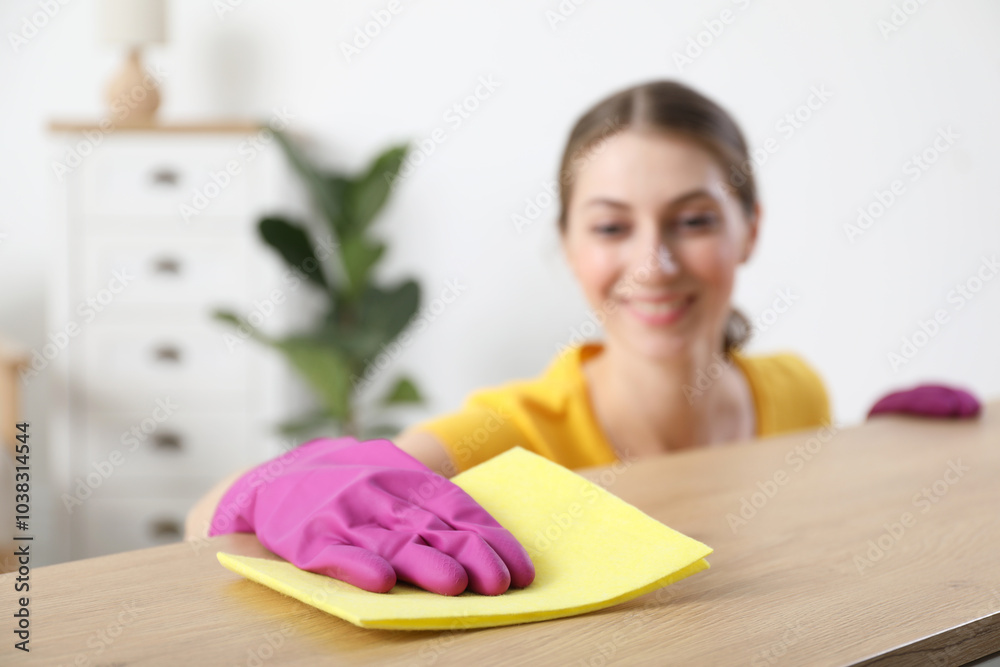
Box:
(5, 401), (1000, 666)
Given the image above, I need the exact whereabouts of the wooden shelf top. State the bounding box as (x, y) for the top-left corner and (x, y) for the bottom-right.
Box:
(48, 120), (265, 133)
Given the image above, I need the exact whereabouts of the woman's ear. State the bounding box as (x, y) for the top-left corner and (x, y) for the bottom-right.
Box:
(741, 203), (761, 264)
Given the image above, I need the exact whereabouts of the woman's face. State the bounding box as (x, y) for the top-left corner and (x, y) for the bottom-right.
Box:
(561, 129), (758, 361)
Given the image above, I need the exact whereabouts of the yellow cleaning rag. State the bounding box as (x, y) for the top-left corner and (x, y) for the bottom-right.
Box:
(217, 446), (712, 630)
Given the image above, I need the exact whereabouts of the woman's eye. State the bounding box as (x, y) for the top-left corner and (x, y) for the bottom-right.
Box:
(677, 213), (718, 230)
(594, 222), (627, 236)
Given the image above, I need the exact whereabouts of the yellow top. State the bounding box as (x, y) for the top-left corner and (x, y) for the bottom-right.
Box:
(408, 341), (832, 473)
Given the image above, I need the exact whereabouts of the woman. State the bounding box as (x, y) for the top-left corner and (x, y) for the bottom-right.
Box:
(402, 80), (830, 474)
(185, 79), (831, 596)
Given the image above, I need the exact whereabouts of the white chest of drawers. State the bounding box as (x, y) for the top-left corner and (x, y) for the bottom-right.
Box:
(46, 123), (300, 561)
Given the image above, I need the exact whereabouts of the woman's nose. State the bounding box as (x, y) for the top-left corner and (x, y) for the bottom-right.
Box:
(629, 239), (680, 284)
(656, 245), (679, 275)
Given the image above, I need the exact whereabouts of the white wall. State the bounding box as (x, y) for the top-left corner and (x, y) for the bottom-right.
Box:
(2, 0), (999, 455)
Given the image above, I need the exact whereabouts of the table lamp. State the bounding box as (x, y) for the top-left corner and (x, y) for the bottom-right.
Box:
(99, 0), (166, 125)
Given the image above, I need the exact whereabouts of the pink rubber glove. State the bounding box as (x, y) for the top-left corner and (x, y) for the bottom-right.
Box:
(209, 436), (535, 596)
(867, 383), (981, 419)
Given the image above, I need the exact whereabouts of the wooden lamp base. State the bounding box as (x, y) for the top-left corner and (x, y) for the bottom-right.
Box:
(105, 46), (160, 126)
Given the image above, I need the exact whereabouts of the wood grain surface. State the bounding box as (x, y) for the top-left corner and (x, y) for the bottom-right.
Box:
(3, 401), (998, 666)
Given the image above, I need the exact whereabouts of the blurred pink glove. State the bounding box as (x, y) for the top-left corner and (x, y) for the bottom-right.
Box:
(209, 436), (535, 596)
(867, 383), (981, 419)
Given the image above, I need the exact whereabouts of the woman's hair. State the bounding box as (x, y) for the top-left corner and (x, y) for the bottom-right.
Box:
(555, 80), (756, 354)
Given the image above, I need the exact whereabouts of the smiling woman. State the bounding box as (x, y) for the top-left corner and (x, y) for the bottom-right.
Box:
(404, 79), (832, 469)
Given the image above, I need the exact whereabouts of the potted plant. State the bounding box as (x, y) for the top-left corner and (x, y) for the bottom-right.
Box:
(214, 130), (422, 440)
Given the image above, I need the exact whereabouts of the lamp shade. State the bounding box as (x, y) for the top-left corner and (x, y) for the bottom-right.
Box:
(100, 0), (166, 45)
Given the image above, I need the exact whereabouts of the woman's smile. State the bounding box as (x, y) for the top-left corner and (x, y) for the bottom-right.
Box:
(624, 293), (696, 326)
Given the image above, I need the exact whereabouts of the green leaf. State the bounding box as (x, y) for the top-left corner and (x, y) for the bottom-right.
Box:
(258, 217), (329, 290)
(272, 337), (354, 421)
(345, 144), (409, 232)
(273, 130), (344, 232)
(359, 279), (420, 344)
(324, 175), (352, 238)
(211, 309), (272, 344)
(277, 410), (338, 437)
(341, 236), (386, 297)
(312, 319), (385, 360)
(360, 423), (401, 440)
(381, 376), (422, 405)
(309, 282), (420, 381)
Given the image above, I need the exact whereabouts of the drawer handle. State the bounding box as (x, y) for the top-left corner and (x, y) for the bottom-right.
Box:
(149, 518), (182, 540)
(152, 257), (182, 275)
(150, 168), (179, 186)
(153, 345), (182, 363)
(152, 431), (183, 451)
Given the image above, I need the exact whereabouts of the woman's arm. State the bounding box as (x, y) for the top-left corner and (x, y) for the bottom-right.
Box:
(182, 430), (455, 541)
(393, 428), (457, 478)
(183, 463), (254, 541)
